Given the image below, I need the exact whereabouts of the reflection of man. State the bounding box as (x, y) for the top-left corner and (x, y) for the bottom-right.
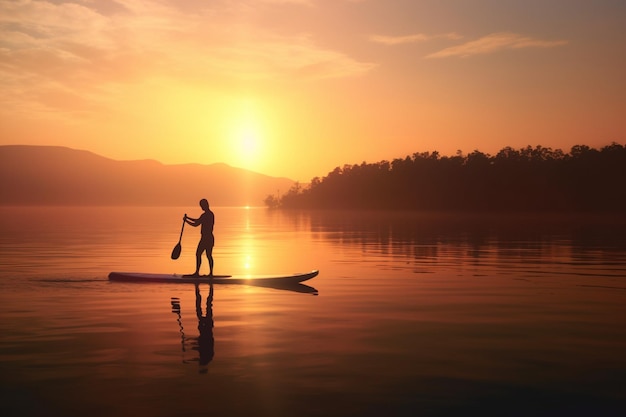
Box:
(194, 283), (214, 371)
(184, 198), (215, 276)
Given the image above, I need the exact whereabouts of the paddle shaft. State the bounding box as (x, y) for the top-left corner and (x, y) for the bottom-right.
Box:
(178, 215), (186, 243)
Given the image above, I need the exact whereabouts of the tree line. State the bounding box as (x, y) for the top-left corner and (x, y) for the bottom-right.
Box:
(265, 143), (626, 212)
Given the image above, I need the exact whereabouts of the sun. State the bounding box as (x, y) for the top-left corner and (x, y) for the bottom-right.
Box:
(225, 99), (267, 170)
(236, 124), (260, 160)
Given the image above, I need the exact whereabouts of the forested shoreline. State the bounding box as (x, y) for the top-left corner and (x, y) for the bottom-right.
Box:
(265, 143), (626, 212)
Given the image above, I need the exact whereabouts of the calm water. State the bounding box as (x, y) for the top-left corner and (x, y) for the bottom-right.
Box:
(1, 207), (625, 417)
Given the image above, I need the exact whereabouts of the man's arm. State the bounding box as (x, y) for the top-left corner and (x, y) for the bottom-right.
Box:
(184, 215), (201, 227)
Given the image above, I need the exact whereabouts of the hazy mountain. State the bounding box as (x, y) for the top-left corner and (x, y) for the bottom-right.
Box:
(0, 145), (295, 206)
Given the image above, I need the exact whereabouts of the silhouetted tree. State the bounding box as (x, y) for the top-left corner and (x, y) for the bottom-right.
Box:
(266, 143), (626, 212)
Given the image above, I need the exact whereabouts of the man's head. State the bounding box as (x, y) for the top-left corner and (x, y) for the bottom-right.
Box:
(199, 198), (209, 211)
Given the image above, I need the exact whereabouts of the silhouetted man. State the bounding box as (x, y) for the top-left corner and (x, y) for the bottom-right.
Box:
(184, 198), (214, 276)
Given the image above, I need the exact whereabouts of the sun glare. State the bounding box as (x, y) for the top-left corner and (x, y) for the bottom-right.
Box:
(225, 99), (268, 171)
(236, 124), (260, 160)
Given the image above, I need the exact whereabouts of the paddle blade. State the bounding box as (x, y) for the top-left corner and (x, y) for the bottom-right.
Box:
(171, 243), (182, 260)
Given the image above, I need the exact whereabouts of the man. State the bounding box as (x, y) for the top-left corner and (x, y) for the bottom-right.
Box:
(184, 198), (215, 276)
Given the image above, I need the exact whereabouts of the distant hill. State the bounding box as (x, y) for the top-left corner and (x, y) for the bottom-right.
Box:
(0, 145), (295, 206)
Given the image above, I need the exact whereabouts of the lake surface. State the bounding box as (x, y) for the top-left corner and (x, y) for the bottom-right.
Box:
(1, 207), (625, 417)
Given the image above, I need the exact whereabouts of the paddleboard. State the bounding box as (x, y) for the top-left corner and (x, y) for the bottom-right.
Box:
(108, 270), (319, 285)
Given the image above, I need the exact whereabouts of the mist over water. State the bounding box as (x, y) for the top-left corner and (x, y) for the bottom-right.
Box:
(1, 207), (625, 416)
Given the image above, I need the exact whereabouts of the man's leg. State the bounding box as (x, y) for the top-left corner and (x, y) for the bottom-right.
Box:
(195, 244), (203, 275)
(207, 246), (214, 276)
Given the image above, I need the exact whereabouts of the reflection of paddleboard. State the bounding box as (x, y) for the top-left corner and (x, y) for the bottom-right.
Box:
(108, 270), (319, 285)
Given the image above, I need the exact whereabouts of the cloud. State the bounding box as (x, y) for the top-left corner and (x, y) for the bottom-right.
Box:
(192, 34), (376, 80)
(258, 0), (314, 4)
(0, 0), (373, 113)
(370, 33), (462, 45)
(0, 0), (372, 80)
(426, 32), (568, 58)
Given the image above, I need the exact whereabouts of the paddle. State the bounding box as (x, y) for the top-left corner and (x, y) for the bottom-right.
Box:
(171, 215), (186, 260)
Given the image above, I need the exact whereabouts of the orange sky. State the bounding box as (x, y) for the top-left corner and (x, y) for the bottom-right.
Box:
(1, 0), (625, 181)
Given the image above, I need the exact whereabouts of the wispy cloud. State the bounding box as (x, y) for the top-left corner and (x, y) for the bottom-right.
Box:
(194, 34), (376, 80)
(258, 0), (314, 4)
(426, 32), (568, 58)
(370, 32), (462, 45)
(0, 0), (373, 113)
